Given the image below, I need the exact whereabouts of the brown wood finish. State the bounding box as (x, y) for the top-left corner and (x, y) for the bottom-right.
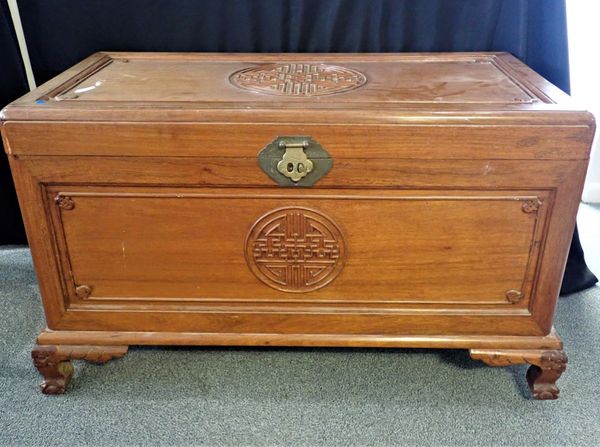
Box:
(50, 188), (547, 305)
(3, 123), (593, 160)
(1, 52), (595, 398)
(36, 327), (563, 350)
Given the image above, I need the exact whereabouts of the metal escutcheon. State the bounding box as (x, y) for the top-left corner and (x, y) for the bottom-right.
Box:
(258, 136), (332, 187)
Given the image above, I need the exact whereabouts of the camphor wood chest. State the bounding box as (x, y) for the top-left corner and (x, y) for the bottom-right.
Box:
(1, 53), (595, 398)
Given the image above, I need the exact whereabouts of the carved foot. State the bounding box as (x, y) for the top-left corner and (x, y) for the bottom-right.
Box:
(31, 346), (74, 394)
(32, 345), (128, 395)
(470, 348), (567, 400)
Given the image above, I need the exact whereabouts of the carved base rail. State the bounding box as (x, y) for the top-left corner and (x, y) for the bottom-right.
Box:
(31, 343), (567, 398)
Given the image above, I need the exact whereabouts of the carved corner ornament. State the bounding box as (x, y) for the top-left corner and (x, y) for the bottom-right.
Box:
(54, 194), (75, 210)
(75, 284), (92, 299)
(470, 349), (567, 400)
(521, 199), (542, 213)
(505, 289), (523, 304)
(32, 345), (128, 394)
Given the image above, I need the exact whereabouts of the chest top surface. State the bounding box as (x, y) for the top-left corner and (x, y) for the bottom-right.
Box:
(0, 52), (591, 126)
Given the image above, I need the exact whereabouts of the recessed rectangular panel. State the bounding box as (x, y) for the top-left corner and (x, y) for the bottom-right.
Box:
(52, 57), (534, 104)
(49, 188), (547, 308)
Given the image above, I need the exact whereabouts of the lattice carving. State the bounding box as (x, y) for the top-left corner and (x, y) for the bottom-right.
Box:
(245, 207), (346, 292)
(230, 63), (367, 96)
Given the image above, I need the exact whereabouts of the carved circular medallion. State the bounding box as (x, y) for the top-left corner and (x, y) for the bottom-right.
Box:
(245, 207), (346, 292)
(230, 63), (367, 96)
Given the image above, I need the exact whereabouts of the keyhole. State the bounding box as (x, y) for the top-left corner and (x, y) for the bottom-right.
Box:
(287, 163), (294, 172)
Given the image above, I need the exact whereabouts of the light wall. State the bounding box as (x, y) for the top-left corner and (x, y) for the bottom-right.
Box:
(567, 0), (600, 203)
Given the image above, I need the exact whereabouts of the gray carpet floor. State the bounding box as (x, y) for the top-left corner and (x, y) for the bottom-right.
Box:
(1, 206), (600, 446)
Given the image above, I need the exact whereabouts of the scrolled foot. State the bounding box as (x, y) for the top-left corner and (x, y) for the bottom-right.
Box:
(32, 346), (74, 394)
(526, 351), (568, 400)
(32, 344), (128, 395)
(470, 348), (568, 400)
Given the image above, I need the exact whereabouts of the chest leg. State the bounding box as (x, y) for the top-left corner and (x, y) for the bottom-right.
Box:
(31, 344), (128, 394)
(470, 348), (568, 400)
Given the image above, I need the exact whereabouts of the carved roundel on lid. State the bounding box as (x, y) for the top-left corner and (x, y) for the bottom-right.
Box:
(230, 63), (367, 96)
(245, 207), (346, 293)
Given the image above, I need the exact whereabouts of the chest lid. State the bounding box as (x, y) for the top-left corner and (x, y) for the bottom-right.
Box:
(1, 52), (595, 161)
(0, 52), (592, 123)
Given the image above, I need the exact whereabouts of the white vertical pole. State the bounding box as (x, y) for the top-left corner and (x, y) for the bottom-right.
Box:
(7, 0), (36, 90)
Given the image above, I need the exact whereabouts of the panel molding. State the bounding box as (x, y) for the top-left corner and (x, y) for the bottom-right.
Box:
(46, 186), (550, 310)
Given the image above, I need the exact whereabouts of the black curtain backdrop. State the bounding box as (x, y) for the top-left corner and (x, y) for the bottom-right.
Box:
(0, 0), (597, 293)
(0, 1), (28, 245)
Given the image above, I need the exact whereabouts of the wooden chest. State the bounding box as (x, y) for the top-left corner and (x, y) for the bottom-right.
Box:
(1, 53), (595, 398)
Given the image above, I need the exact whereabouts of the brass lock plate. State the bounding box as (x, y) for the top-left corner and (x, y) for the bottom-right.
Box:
(258, 136), (332, 187)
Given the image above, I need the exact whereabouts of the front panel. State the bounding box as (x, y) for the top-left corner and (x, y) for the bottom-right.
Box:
(49, 187), (547, 308)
